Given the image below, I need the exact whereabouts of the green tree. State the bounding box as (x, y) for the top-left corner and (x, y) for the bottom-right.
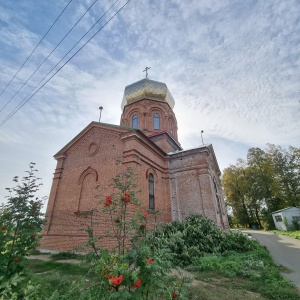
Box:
(267, 144), (300, 207)
(222, 161), (253, 227)
(0, 162), (45, 298)
(222, 145), (300, 229)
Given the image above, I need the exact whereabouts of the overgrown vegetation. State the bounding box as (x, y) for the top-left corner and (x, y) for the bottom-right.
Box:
(0, 163), (45, 299)
(2, 163), (300, 299)
(189, 250), (299, 300)
(222, 144), (300, 229)
(272, 230), (300, 240)
(154, 214), (259, 266)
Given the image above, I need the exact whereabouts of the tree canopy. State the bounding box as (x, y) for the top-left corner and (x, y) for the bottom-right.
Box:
(222, 144), (300, 229)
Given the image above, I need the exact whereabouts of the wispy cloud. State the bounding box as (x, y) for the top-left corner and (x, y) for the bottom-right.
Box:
(0, 0), (299, 206)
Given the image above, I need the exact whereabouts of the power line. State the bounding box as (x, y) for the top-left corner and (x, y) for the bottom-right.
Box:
(0, 0), (130, 127)
(0, 0), (121, 126)
(0, 0), (74, 99)
(0, 0), (99, 114)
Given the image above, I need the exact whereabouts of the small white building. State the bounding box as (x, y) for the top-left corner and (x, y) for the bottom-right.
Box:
(272, 207), (300, 231)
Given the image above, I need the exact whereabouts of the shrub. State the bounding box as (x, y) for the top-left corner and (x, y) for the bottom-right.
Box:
(0, 163), (45, 298)
(221, 231), (259, 253)
(154, 213), (260, 266)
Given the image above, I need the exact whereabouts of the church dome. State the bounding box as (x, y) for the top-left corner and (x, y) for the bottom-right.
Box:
(121, 78), (175, 110)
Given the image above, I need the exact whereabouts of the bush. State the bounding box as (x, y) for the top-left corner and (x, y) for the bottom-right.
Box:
(154, 213), (260, 266)
(221, 231), (259, 253)
(0, 163), (45, 298)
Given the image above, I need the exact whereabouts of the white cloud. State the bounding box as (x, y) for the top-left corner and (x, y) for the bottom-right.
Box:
(0, 0), (299, 207)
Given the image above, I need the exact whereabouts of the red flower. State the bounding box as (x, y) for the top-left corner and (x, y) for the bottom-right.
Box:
(1, 226), (6, 231)
(110, 275), (123, 286)
(31, 233), (37, 238)
(147, 258), (153, 264)
(122, 192), (130, 203)
(171, 291), (178, 298)
(14, 257), (20, 262)
(131, 278), (142, 288)
(143, 212), (148, 219)
(106, 274), (112, 279)
(104, 196), (112, 207)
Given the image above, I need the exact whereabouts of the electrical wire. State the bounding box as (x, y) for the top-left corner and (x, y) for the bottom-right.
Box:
(0, 0), (98, 113)
(0, 0), (130, 127)
(0, 0), (74, 98)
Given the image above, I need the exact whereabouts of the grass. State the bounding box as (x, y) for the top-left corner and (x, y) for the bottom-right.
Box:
(272, 230), (300, 240)
(24, 250), (300, 300)
(26, 259), (91, 275)
(186, 248), (300, 300)
(185, 283), (266, 300)
(25, 259), (99, 299)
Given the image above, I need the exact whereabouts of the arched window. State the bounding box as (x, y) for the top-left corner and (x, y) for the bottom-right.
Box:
(149, 173), (155, 210)
(132, 114), (138, 129)
(153, 113), (160, 130)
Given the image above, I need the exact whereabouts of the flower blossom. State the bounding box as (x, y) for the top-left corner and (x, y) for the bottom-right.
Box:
(171, 291), (178, 298)
(132, 278), (142, 288)
(122, 192), (131, 204)
(110, 275), (123, 286)
(104, 196), (112, 207)
(31, 233), (37, 238)
(147, 258), (153, 264)
(14, 257), (20, 262)
(143, 212), (148, 219)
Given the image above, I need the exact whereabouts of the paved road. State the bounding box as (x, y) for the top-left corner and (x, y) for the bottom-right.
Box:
(243, 230), (300, 289)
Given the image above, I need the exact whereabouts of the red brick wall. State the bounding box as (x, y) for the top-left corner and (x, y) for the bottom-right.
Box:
(120, 100), (178, 141)
(41, 123), (172, 251)
(169, 145), (229, 229)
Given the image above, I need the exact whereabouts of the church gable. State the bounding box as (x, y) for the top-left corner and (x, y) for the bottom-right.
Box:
(54, 122), (129, 159)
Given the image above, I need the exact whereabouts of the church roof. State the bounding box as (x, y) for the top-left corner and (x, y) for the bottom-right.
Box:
(121, 78), (175, 110)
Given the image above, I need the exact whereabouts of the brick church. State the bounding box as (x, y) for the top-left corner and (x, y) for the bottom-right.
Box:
(41, 77), (229, 251)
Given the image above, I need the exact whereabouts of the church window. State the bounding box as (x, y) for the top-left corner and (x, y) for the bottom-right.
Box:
(132, 114), (138, 129)
(149, 173), (155, 210)
(153, 113), (160, 130)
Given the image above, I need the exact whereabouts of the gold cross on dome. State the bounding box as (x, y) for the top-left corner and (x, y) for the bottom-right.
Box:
(143, 66), (151, 78)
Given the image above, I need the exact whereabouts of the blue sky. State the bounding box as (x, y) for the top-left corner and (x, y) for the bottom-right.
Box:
(0, 0), (299, 208)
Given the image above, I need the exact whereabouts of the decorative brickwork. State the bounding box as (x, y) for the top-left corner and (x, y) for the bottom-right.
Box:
(120, 100), (179, 141)
(41, 78), (229, 252)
